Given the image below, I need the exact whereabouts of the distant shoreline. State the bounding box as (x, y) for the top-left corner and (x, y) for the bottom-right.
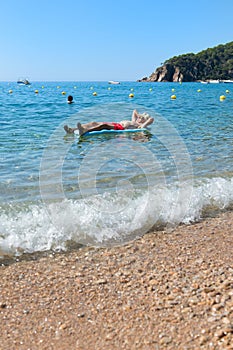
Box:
(2, 80), (233, 83)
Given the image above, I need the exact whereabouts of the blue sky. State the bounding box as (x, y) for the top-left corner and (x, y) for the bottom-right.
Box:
(1, 0), (233, 81)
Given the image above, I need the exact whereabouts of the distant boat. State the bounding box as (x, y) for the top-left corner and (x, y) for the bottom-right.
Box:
(221, 79), (233, 83)
(108, 81), (120, 85)
(17, 78), (31, 85)
(200, 79), (233, 84)
(208, 79), (220, 84)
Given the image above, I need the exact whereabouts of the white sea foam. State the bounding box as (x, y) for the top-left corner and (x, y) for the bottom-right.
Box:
(0, 177), (233, 256)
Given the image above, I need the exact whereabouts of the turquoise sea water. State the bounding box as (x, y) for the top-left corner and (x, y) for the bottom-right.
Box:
(0, 81), (233, 256)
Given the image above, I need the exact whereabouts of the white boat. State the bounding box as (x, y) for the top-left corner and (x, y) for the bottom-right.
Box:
(208, 79), (220, 84)
(17, 78), (31, 85)
(221, 79), (233, 83)
(108, 80), (120, 85)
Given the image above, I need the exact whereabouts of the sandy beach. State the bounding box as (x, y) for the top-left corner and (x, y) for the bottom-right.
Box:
(1, 211), (233, 350)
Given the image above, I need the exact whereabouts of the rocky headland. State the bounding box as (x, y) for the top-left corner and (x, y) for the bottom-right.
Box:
(139, 41), (233, 82)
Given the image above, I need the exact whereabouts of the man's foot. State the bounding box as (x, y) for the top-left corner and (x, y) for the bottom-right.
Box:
(77, 122), (86, 136)
(64, 125), (74, 133)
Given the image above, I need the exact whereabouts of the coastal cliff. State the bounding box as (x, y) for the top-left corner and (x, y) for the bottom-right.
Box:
(139, 41), (233, 82)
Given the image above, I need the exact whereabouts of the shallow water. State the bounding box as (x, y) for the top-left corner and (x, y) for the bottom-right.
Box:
(0, 81), (233, 255)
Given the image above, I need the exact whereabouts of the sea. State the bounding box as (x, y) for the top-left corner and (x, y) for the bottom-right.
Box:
(0, 81), (233, 258)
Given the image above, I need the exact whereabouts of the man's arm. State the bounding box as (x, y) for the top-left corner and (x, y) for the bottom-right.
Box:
(131, 109), (139, 122)
(138, 117), (154, 128)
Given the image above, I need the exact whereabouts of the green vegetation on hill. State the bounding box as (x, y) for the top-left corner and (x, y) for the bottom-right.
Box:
(165, 41), (233, 81)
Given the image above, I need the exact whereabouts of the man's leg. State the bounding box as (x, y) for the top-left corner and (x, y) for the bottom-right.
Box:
(77, 122), (114, 135)
(64, 122), (104, 134)
(64, 125), (78, 133)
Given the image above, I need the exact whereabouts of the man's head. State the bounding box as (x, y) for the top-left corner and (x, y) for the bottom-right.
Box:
(67, 95), (73, 104)
(138, 113), (150, 123)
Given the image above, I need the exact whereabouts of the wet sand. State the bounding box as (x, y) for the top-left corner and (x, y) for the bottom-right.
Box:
(1, 211), (233, 350)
